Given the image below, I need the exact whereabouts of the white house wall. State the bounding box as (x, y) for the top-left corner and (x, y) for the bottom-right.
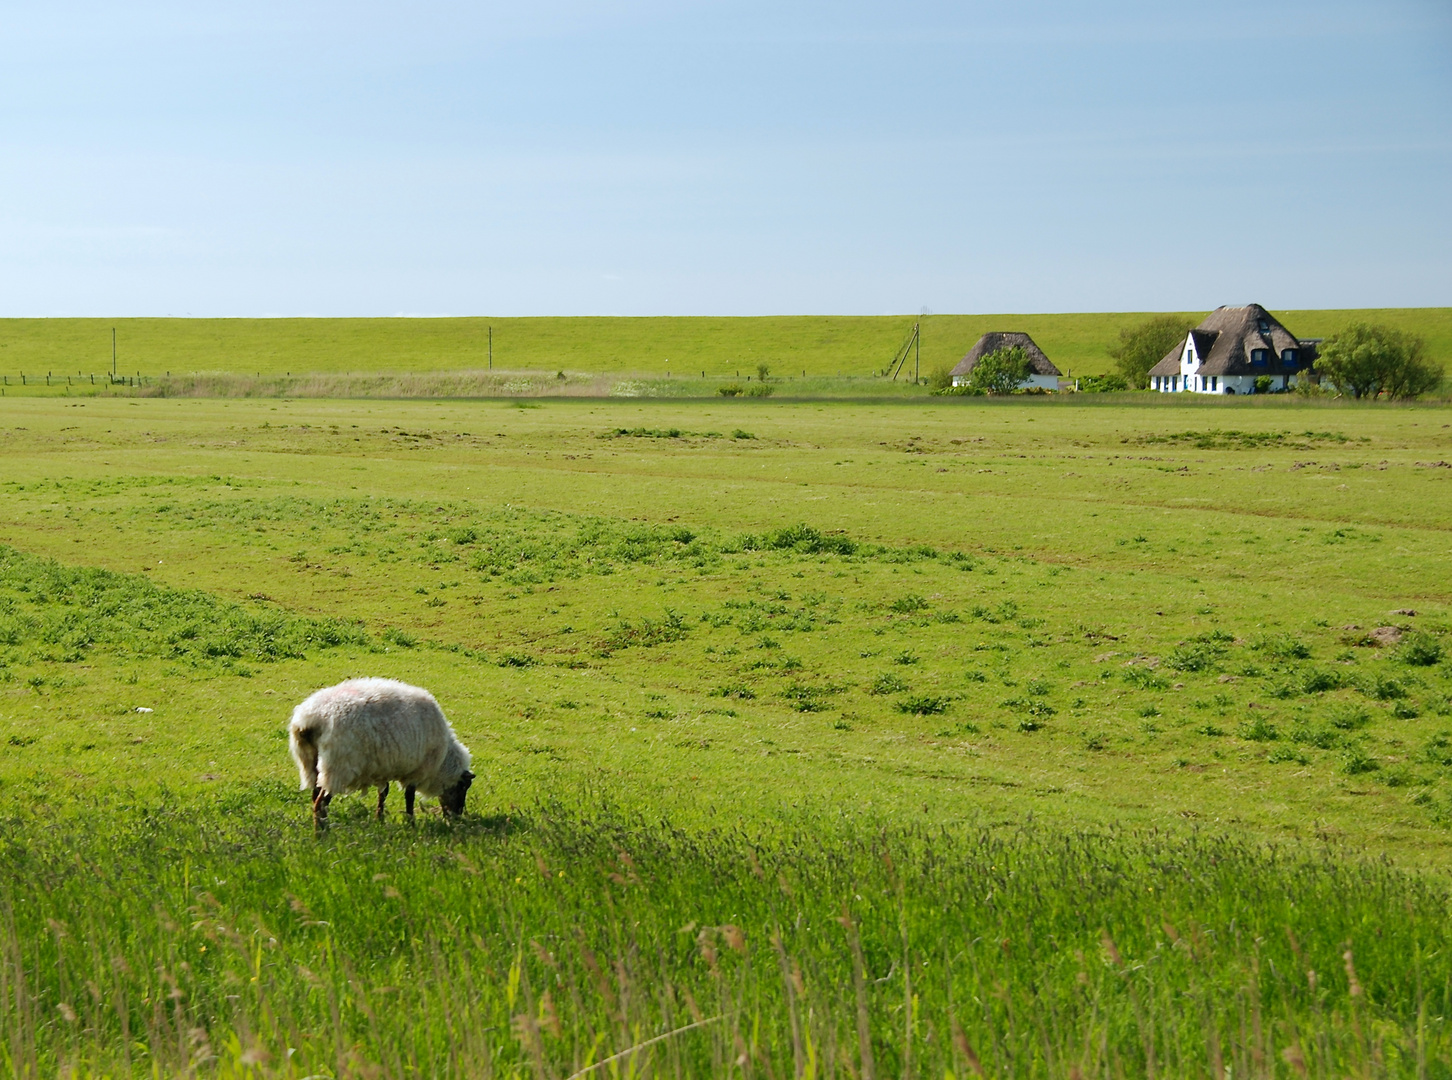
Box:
(950, 373), (1061, 390)
(1150, 373), (1306, 394)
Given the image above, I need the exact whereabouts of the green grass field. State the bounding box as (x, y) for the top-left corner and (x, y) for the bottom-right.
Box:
(2, 308), (1449, 384)
(1, 393), (1451, 1076)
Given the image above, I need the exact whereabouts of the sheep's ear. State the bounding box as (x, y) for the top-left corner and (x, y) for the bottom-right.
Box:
(463, 771), (476, 781)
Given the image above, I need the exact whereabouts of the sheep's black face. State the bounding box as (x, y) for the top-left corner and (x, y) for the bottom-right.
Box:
(440, 770), (474, 818)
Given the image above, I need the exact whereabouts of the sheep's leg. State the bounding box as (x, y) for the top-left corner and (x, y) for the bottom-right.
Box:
(376, 783), (389, 821)
(405, 784), (417, 820)
(311, 786), (332, 832)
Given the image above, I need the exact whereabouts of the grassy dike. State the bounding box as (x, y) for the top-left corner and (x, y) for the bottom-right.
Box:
(0, 394), (1450, 1076)
(1, 308), (1448, 385)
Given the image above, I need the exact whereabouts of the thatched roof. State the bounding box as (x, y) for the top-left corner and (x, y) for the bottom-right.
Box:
(1148, 305), (1318, 379)
(1150, 341), (1187, 378)
(950, 332), (1060, 378)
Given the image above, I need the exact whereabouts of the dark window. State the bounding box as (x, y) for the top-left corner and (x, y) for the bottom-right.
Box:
(1257, 319), (1270, 333)
(1251, 349), (1269, 366)
(1281, 349), (1299, 366)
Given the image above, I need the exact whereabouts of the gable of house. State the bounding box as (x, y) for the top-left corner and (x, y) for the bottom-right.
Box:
(949, 332), (1061, 379)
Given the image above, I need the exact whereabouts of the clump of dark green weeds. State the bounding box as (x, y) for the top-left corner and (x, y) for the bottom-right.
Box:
(0, 543), (367, 669)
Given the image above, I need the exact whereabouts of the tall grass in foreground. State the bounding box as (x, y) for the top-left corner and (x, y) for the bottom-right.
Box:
(2, 786), (1450, 1078)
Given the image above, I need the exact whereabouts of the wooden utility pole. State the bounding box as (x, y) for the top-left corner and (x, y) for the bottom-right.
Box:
(488, 325), (493, 370)
(111, 327), (116, 378)
(887, 322), (920, 381)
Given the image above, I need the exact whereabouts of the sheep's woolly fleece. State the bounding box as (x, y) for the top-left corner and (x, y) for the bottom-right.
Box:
(288, 677), (472, 797)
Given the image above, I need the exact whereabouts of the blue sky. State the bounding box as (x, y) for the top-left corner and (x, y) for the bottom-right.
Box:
(1, 0), (1448, 316)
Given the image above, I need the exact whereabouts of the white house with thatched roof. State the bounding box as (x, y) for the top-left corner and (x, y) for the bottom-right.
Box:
(1148, 305), (1320, 394)
(950, 332), (1061, 390)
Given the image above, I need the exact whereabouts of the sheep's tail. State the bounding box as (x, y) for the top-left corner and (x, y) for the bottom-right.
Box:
(289, 715), (320, 791)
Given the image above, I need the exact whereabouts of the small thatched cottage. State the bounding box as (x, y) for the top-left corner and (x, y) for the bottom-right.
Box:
(1148, 305), (1320, 394)
(950, 332), (1061, 390)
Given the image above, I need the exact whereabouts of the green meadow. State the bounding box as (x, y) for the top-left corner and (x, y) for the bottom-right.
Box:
(1, 308), (1449, 385)
(1, 393), (1451, 1077)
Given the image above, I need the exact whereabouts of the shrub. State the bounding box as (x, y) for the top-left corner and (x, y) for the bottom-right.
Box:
(1341, 748), (1380, 775)
(712, 684), (756, 700)
(741, 524), (855, 556)
(1078, 374), (1130, 393)
(1290, 723), (1341, 749)
(603, 610), (690, 650)
(869, 673), (909, 695)
(783, 684), (831, 712)
(1328, 704), (1372, 731)
(607, 426), (682, 439)
(1123, 667), (1169, 691)
(1422, 734), (1452, 767)
(745, 383), (774, 397)
(897, 694), (950, 716)
(1398, 632), (1445, 667)
(1365, 675), (1408, 701)
(1165, 636), (1229, 673)
(1253, 633), (1311, 660)
(1237, 716), (1279, 742)
(1001, 698), (1056, 718)
(1268, 746), (1309, 765)
(380, 627), (417, 648)
(1302, 668), (1344, 693)
(717, 384), (743, 397)
(889, 594), (929, 614)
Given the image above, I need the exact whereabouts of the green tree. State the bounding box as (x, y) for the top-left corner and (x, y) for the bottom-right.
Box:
(1109, 315), (1196, 389)
(967, 346), (1031, 395)
(1314, 322), (1443, 400)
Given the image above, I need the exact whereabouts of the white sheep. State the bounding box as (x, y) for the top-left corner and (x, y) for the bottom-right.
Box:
(288, 677), (475, 828)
